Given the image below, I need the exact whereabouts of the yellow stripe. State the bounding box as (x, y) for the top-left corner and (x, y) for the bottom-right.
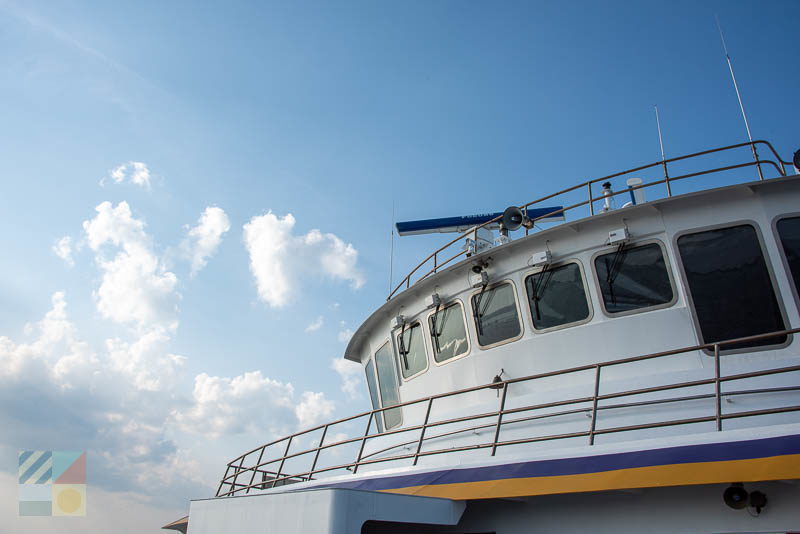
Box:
(381, 454), (800, 500)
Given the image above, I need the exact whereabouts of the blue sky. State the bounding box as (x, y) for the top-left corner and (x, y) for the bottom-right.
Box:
(1, 1), (798, 532)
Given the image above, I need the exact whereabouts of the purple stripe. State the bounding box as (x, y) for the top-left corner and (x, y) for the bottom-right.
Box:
(321, 433), (800, 492)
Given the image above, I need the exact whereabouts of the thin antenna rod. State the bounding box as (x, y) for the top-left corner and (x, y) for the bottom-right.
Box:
(388, 200), (395, 295)
(715, 15), (763, 180)
(654, 105), (671, 195)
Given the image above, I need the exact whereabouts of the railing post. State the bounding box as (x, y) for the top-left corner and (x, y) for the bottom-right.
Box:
(246, 446), (266, 494)
(309, 424), (329, 480)
(352, 412), (373, 474)
(589, 365), (601, 445)
(216, 464), (232, 497)
(588, 183), (594, 216)
(490, 382), (509, 456)
(231, 455), (246, 495)
(413, 398), (435, 466)
(714, 343), (722, 431)
(271, 436), (293, 489)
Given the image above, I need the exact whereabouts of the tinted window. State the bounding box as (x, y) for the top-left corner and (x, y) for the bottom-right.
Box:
(678, 225), (786, 349)
(374, 342), (402, 429)
(396, 323), (428, 378)
(471, 283), (521, 346)
(525, 263), (590, 330)
(428, 302), (469, 363)
(777, 217), (800, 294)
(595, 243), (673, 314)
(364, 360), (384, 433)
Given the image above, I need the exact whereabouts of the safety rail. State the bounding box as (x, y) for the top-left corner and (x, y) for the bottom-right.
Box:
(387, 140), (794, 300)
(216, 327), (800, 497)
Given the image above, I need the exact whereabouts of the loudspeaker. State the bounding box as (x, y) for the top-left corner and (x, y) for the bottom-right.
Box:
(501, 206), (531, 232)
(793, 149), (800, 174)
(723, 484), (748, 510)
(749, 490), (767, 514)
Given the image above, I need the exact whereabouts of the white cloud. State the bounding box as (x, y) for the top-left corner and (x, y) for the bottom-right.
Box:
(83, 201), (179, 332)
(305, 316), (324, 333)
(103, 161), (152, 190)
(0, 293), (203, 502)
(243, 211), (365, 308)
(53, 235), (74, 266)
(181, 206), (230, 276)
(174, 371), (295, 438)
(106, 329), (187, 392)
(337, 328), (354, 343)
(295, 391), (335, 428)
(331, 358), (362, 400)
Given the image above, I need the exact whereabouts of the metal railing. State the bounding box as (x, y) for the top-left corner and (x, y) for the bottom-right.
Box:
(216, 327), (800, 497)
(387, 140), (794, 300)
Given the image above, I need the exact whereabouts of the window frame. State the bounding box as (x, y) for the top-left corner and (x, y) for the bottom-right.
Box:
(372, 339), (403, 429)
(392, 320), (430, 382)
(363, 357), (384, 434)
(426, 299), (471, 366)
(469, 279), (525, 350)
(673, 220), (792, 355)
(772, 212), (800, 313)
(590, 238), (678, 318)
(523, 259), (594, 333)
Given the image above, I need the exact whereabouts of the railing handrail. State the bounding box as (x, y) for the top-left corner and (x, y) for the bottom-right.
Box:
(387, 140), (793, 300)
(217, 326), (800, 496)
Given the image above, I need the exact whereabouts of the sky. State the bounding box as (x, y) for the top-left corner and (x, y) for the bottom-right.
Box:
(0, 0), (798, 532)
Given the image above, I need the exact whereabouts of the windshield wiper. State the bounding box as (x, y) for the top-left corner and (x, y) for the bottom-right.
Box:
(604, 243), (628, 305)
(398, 322), (409, 370)
(430, 303), (442, 354)
(530, 264), (554, 321)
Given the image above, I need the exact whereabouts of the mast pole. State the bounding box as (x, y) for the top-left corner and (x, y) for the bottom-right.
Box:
(654, 105), (671, 195)
(715, 15), (762, 180)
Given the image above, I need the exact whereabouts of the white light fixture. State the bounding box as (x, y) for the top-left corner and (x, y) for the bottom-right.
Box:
(529, 250), (552, 266)
(391, 315), (405, 329)
(426, 293), (441, 309)
(608, 227), (630, 245)
(470, 270), (489, 288)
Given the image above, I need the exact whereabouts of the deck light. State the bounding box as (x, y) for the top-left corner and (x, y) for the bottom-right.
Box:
(391, 315), (405, 330)
(426, 293), (441, 309)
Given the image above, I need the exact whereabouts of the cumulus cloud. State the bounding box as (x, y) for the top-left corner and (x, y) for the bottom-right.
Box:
(180, 206), (230, 276)
(83, 201), (179, 332)
(295, 391), (335, 428)
(103, 161), (152, 190)
(337, 328), (354, 343)
(106, 329), (187, 392)
(305, 316), (324, 333)
(243, 212), (365, 308)
(173, 371), (333, 437)
(53, 236), (74, 266)
(331, 358), (362, 400)
(0, 292), (201, 501)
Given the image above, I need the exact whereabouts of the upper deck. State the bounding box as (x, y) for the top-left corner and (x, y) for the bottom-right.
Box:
(215, 140), (800, 500)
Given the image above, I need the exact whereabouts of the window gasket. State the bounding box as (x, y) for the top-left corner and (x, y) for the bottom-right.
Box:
(426, 299), (471, 366)
(673, 219), (792, 356)
(392, 321), (430, 382)
(469, 279), (525, 350)
(372, 339), (403, 429)
(771, 212), (800, 316)
(523, 259), (594, 334)
(590, 238), (678, 318)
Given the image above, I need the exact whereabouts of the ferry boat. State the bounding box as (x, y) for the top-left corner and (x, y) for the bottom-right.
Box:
(167, 140), (800, 533)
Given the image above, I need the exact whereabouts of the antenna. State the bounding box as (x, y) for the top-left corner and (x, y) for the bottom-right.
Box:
(388, 200), (395, 294)
(654, 105), (670, 194)
(715, 15), (763, 180)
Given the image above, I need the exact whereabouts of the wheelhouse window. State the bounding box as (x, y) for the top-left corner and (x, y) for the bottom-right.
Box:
(428, 302), (469, 363)
(374, 342), (402, 429)
(777, 217), (800, 296)
(471, 282), (521, 347)
(525, 262), (591, 330)
(396, 322), (428, 379)
(595, 242), (673, 314)
(678, 225), (786, 349)
(364, 359), (384, 433)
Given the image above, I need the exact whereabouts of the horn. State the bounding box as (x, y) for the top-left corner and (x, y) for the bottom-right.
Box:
(501, 206), (531, 232)
(723, 483), (748, 510)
